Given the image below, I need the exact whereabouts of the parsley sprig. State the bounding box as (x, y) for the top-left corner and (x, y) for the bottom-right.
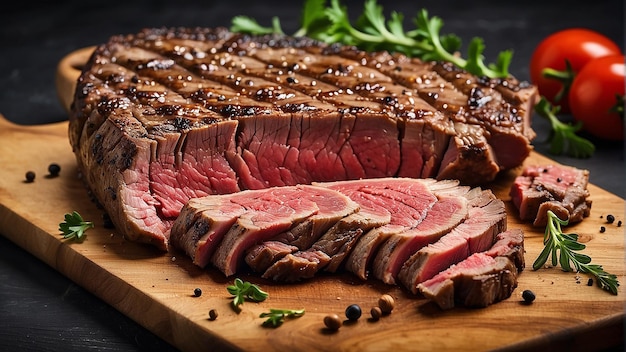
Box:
(260, 308), (305, 327)
(231, 0), (512, 78)
(533, 210), (619, 295)
(226, 278), (269, 310)
(59, 211), (94, 241)
(534, 97), (595, 158)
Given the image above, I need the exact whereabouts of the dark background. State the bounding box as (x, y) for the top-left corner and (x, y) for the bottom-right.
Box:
(0, 1), (624, 351)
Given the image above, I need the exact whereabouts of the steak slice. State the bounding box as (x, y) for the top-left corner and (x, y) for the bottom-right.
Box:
(397, 191), (507, 294)
(372, 194), (468, 285)
(509, 164), (591, 226)
(171, 186), (321, 270)
(324, 178), (439, 279)
(483, 228), (525, 273)
(418, 254), (518, 310)
(262, 209), (381, 282)
(244, 240), (300, 272)
(69, 27), (537, 250)
(244, 184), (360, 272)
(417, 229), (525, 309)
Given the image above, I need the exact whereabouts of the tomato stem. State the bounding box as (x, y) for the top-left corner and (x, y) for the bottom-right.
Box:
(609, 94), (625, 121)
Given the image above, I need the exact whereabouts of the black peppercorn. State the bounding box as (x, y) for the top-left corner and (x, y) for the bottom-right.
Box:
(522, 289), (535, 303)
(600, 226), (606, 233)
(25, 171), (35, 182)
(606, 214), (615, 224)
(345, 304), (362, 321)
(48, 163), (61, 177)
(618, 220), (622, 227)
(587, 278), (593, 286)
(193, 288), (202, 297)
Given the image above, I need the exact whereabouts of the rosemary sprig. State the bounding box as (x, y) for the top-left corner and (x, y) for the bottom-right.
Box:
(533, 210), (619, 295)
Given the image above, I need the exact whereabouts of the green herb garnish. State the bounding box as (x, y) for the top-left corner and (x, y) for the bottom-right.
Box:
(534, 97), (595, 158)
(541, 59), (575, 104)
(59, 211), (94, 241)
(260, 308), (305, 327)
(226, 278), (269, 309)
(230, 0), (512, 78)
(533, 210), (619, 295)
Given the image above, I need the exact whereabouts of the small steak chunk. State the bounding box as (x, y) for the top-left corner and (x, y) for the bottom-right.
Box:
(510, 164), (591, 226)
(417, 229), (525, 310)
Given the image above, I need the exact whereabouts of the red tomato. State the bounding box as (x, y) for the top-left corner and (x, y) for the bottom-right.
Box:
(530, 28), (621, 112)
(569, 55), (625, 141)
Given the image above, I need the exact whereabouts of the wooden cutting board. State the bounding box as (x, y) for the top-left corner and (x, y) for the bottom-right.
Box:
(0, 48), (624, 351)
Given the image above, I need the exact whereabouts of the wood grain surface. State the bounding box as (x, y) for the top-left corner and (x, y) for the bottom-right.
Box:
(0, 112), (624, 352)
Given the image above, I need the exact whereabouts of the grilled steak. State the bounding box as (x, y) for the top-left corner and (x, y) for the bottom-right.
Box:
(69, 27), (537, 250)
(509, 164), (591, 226)
(417, 229), (524, 309)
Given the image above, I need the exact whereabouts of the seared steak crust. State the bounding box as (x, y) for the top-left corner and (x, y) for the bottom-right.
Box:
(70, 27), (536, 249)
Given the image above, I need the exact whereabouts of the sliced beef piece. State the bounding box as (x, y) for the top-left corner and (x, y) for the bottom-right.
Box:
(397, 192), (506, 294)
(262, 250), (332, 282)
(265, 177), (448, 282)
(210, 191), (321, 276)
(262, 217), (367, 282)
(70, 27), (537, 251)
(483, 228), (525, 273)
(170, 194), (248, 267)
(509, 164), (591, 226)
(244, 184), (360, 272)
(417, 228), (525, 310)
(170, 184), (358, 275)
(171, 186), (320, 271)
(417, 254), (518, 310)
(324, 178), (439, 279)
(244, 241), (299, 273)
(372, 194), (469, 285)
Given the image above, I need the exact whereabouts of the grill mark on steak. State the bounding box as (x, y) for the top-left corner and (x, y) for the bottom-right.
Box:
(71, 27), (536, 251)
